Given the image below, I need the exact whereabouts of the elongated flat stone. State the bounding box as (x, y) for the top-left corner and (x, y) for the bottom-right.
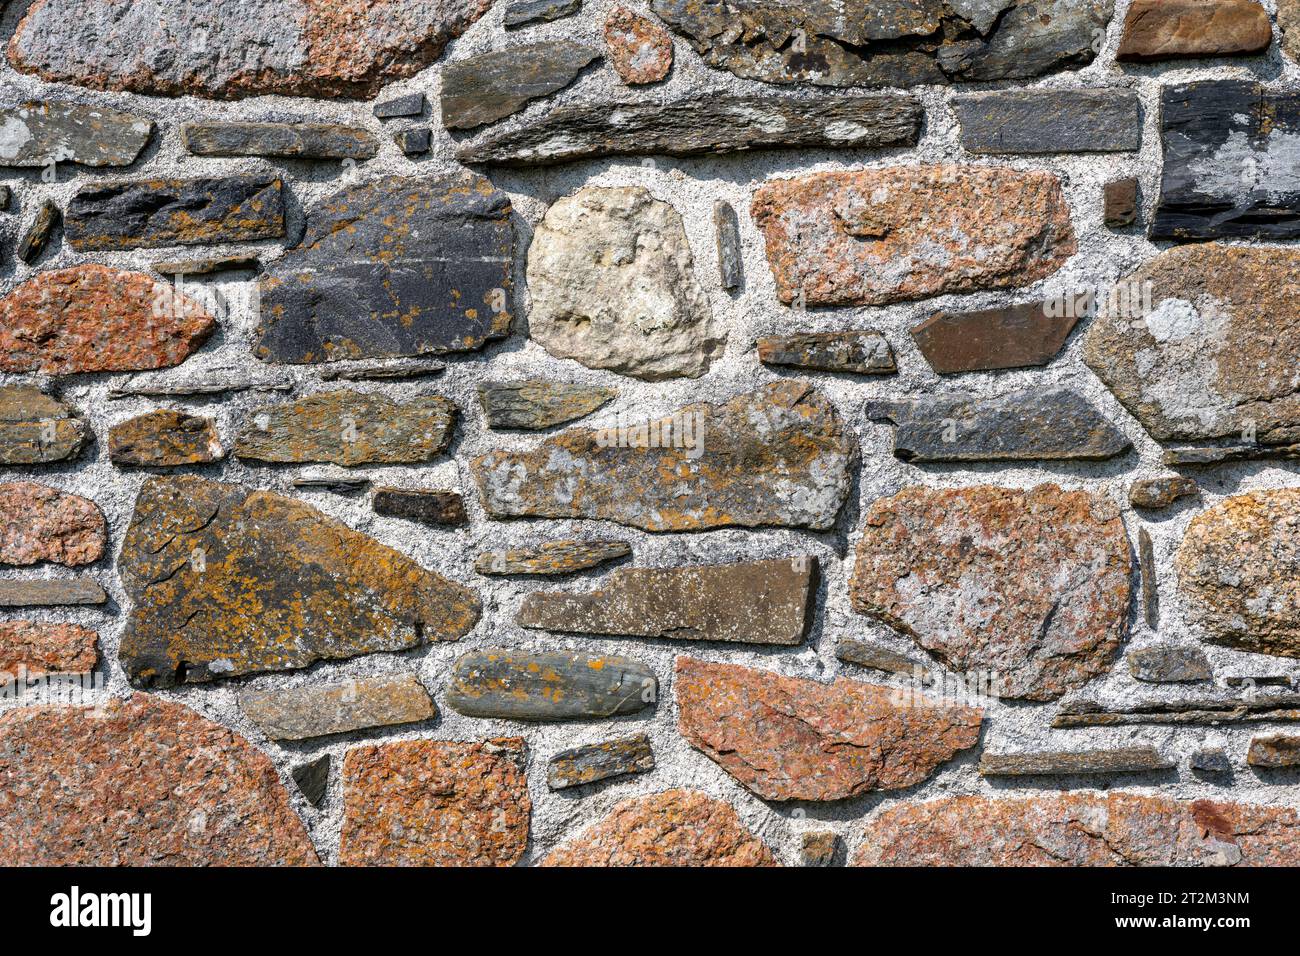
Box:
(446, 650), (656, 721)
(478, 380), (616, 430)
(320, 359), (446, 382)
(0, 101), (152, 167)
(0, 387), (89, 465)
(0, 579), (105, 607)
(913, 301), (1082, 375)
(292, 755), (330, 807)
(1139, 527), (1159, 628)
(714, 201), (742, 291)
(473, 382), (854, 531)
(1192, 749), (1232, 774)
(153, 256), (260, 276)
(0, 482), (105, 567)
(0, 621), (97, 677)
(757, 331), (895, 375)
(234, 391), (456, 467)
(1105, 177), (1139, 227)
(979, 748), (1174, 777)
(547, 734), (655, 790)
(955, 90), (1140, 154)
(240, 675), (435, 741)
(1118, 0), (1272, 61)
(109, 363), (290, 400)
(117, 476), (479, 687)
(440, 42), (600, 130)
(518, 557), (814, 646)
(836, 638), (921, 676)
(1248, 735), (1300, 768)
(1054, 695), (1300, 727)
(1164, 444), (1300, 465)
(372, 488), (467, 527)
(505, 0), (580, 27)
(66, 175), (285, 251)
(1129, 645), (1212, 683)
(182, 122), (378, 159)
(108, 410), (223, 466)
(457, 93), (921, 165)
(16, 199), (59, 264)
(374, 93), (426, 119)
(1130, 476), (1199, 510)
(475, 539), (631, 576)
(292, 474), (371, 495)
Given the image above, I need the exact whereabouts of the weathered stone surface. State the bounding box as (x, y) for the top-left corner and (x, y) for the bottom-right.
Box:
(1248, 735), (1300, 768)
(1130, 644), (1212, 684)
(474, 382), (854, 531)
(1177, 490), (1300, 658)
(234, 391), (456, 467)
(241, 675), (435, 741)
(979, 748), (1174, 777)
(374, 93), (426, 119)
(339, 738), (529, 867)
(868, 389), (1130, 462)
(1285, 0), (1300, 62)
(440, 42), (599, 130)
(108, 410), (224, 467)
(0, 621), (97, 677)
(16, 198), (59, 263)
(0, 579), (106, 607)
(255, 174), (513, 364)
(372, 488), (467, 527)
(475, 539), (631, 576)
(457, 93), (921, 165)
(527, 186), (720, 380)
(853, 793), (1300, 866)
(542, 789), (775, 866)
(758, 331), (895, 375)
(1084, 245), (1300, 446)
(1118, 0), (1271, 61)
(678, 659), (982, 801)
(393, 127), (432, 155)
(319, 359), (446, 382)
(851, 485), (1132, 701)
(182, 122), (378, 159)
(714, 200), (742, 291)
(0, 482), (105, 567)
(752, 166), (1075, 307)
(506, 0), (581, 28)
(649, 0), (1110, 87)
(292, 474), (371, 495)
(117, 476), (479, 687)
(0, 695), (318, 865)
(0, 101), (151, 167)
(911, 301), (1081, 374)
(8, 0), (493, 100)
(153, 256), (261, 276)
(1164, 444), (1300, 465)
(1139, 526), (1159, 628)
(955, 90), (1140, 154)
(446, 650), (656, 720)
(800, 832), (841, 867)
(1130, 475), (1199, 510)
(604, 7), (672, 84)
(0, 185), (9, 210)
(478, 380), (616, 430)
(0, 387), (89, 465)
(547, 734), (655, 789)
(518, 557), (814, 646)
(1055, 694), (1300, 727)
(1192, 749), (1232, 774)
(1105, 177), (1139, 227)
(836, 638), (921, 676)
(292, 755), (330, 807)
(109, 363), (290, 400)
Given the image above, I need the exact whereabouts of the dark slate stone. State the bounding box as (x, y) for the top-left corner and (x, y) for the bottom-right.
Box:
(979, 747), (1175, 776)
(866, 389), (1131, 463)
(1190, 748), (1232, 775)
(836, 638), (920, 677)
(440, 42), (600, 130)
(0, 186), (10, 210)
(1129, 644), (1212, 684)
(446, 649), (657, 720)
(291, 755), (330, 807)
(954, 90), (1141, 154)
(254, 174), (513, 364)
(1139, 527), (1159, 628)
(152, 256), (261, 276)
(504, 0), (581, 28)
(393, 127), (432, 155)
(757, 331), (896, 375)
(477, 380), (616, 430)
(1054, 695), (1300, 727)
(372, 488), (468, 527)
(547, 734), (655, 789)
(713, 200), (742, 291)
(457, 93), (922, 165)
(0, 101), (152, 167)
(182, 122), (379, 159)
(16, 199), (60, 263)
(1105, 177), (1139, 227)
(0, 578), (106, 607)
(373, 93), (426, 119)
(475, 539), (632, 576)
(911, 299), (1084, 374)
(0, 385), (88, 465)
(1163, 443), (1300, 465)
(292, 475), (371, 495)
(65, 175), (285, 251)
(1225, 676), (1294, 688)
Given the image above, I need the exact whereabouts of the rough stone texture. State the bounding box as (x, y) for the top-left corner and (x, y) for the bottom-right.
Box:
(372, 488), (467, 527)
(506, 0), (581, 28)
(0, 100), (150, 168)
(1139, 526), (1159, 628)
(1130, 475), (1199, 509)
(518, 557), (814, 646)
(677, 659), (982, 801)
(153, 256), (261, 276)
(373, 93), (426, 119)
(0, 621), (97, 677)
(978, 748), (1174, 777)
(751, 166), (1075, 307)
(292, 755), (330, 807)
(473, 382), (854, 531)
(757, 331), (896, 375)
(800, 832), (841, 867)
(0, 481), (105, 568)
(117, 476), (479, 687)
(954, 90), (1141, 154)
(392, 127), (432, 155)
(240, 675), (436, 741)
(547, 734), (656, 789)
(911, 301), (1081, 374)
(478, 380), (616, 430)
(1104, 177), (1139, 227)
(713, 200), (742, 291)
(1247, 735), (1300, 768)
(15, 198), (59, 264)
(1129, 645), (1213, 683)
(182, 122), (378, 159)
(440, 42), (600, 130)
(7, 0), (493, 100)
(836, 638), (921, 676)
(0, 578), (106, 606)
(108, 410), (224, 467)
(339, 738), (529, 867)
(320, 359), (446, 383)
(445, 649), (656, 720)
(0, 387), (88, 465)
(1192, 749), (1232, 774)
(1118, 0), (1272, 61)
(475, 539), (631, 576)
(604, 7), (672, 85)
(1285, 0), (1300, 62)
(542, 789), (776, 866)
(850, 485), (1132, 701)
(0, 695), (318, 865)
(1055, 694), (1300, 727)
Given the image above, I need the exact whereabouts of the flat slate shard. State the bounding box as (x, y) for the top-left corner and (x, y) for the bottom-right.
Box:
(505, 0), (581, 28)
(955, 90), (1141, 154)
(677, 659), (982, 801)
(320, 359), (446, 382)
(1118, 0), (1272, 61)
(1130, 475), (1199, 509)
(0, 101), (152, 167)
(836, 638), (921, 676)
(372, 488), (468, 527)
(867, 389), (1130, 462)
(752, 165), (1075, 307)
(475, 539), (631, 576)
(456, 93), (922, 165)
(0, 482), (106, 567)
(292, 755), (330, 807)
(517, 558), (815, 646)
(66, 175), (286, 251)
(1192, 749), (1232, 774)
(1139, 527), (1159, 628)
(0, 579), (106, 607)
(713, 201), (742, 291)
(440, 42), (600, 130)
(7, 0), (493, 100)
(978, 748), (1174, 777)
(1164, 444), (1300, 465)
(153, 256), (261, 276)
(604, 6), (673, 85)
(393, 127), (432, 155)
(1129, 645), (1212, 683)
(292, 474), (371, 495)
(374, 93), (427, 119)
(1105, 177), (1139, 227)
(0, 621), (98, 677)
(912, 301), (1082, 374)
(0, 387), (89, 465)
(108, 410), (224, 467)
(109, 363), (290, 400)
(16, 199), (59, 263)
(117, 475), (480, 688)
(234, 391), (457, 467)
(473, 382), (855, 532)
(182, 122), (379, 159)
(800, 832), (841, 867)
(478, 381), (617, 430)
(1054, 694), (1300, 727)
(851, 485), (1132, 702)
(255, 174), (513, 364)
(240, 675), (436, 741)
(1247, 735), (1300, 768)
(757, 331), (896, 375)
(446, 650), (656, 720)
(548, 734), (656, 790)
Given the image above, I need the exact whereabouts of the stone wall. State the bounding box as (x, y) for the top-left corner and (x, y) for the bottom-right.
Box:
(1, 0), (1300, 867)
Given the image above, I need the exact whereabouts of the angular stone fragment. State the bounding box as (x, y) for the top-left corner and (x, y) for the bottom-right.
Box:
(1285, 0), (1300, 62)
(446, 650), (656, 720)
(1139, 527), (1159, 628)
(604, 7), (672, 84)
(1118, 0), (1271, 61)
(292, 755), (330, 807)
(1129, 645), (1211, 683)
(457, 93), (921, 165)
(374, 93), (426, 119)
(757, 331), (895, 375)
(505, 0), (581, 28)
(109, 366), (289, 400)
(979, 748), (1173, 777)
(108, 410), (224, 467)
(547, 734), (655, 790)
(0, 387), (89, 465)
(542, 789), (775, 866)
(478, 380), (616, 430)
(1177, 490), (1300, 658)
(241, 675), (435, 741)
(1164, 444), (1300, 465)
(393, 127), (431, 155)
(752, 166), (1075, 307)
(868, 389), (1130, 462)
(1105, 177), (1139, 227)
(1130, 476), (1199, 510)
(911, 301), (1081, 374)
(182, 122), (379, 159)
(0, 101), (152, 167)
(0, 695), (318, 865)
(679, 659), (982, 801)
(0, 186), (9, 210)
(0, 482), (105, 567)
(475, 539), (631, 576)
(15, 198), (59, 264)
(320, 359), (445, 382)
(1248, 735), (1300, 768)
(713, 201), (742, 291)
(0, 621), (97, 677)
(340, 738), (529, 866)
(1054, 695), (1300, 727)
(255, 174), (512, 364)
(800, 832), (841, 867)
(836, 638), (921, 676)
(440, 42), (600, 130)
(0, 579), (106, 607)
(853, 793), (1300, 866)
(851, 485), (1132, 701)
(234, 391), (456, 467)
(1192, 749), (1232, 775)
(153, 256), (261, 276)
(292, 474), (371, 495)
(372, 488), (467, 527)
(955, 90), (1140, 154)
(8, 0), (493, 100)
(474, 382), (854, 531)
(518, 558), (814, 646)
(117, 475), (479, 687)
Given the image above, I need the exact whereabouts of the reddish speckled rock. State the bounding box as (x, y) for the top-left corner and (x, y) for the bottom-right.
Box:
(604, 7), (673, 84)
(0, 621), (98, 677)
(0, 482), (106, 567)
(0, 695), (318, 865)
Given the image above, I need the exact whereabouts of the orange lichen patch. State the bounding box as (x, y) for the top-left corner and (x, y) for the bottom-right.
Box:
(0, 621), (98, 677)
